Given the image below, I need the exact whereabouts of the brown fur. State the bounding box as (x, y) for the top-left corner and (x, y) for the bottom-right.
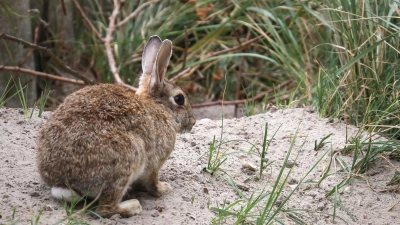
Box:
(36, 36), (195, 218)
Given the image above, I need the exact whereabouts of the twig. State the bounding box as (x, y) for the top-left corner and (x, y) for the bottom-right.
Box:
(206, 37), (260, 57)
(61, 0), (67, 16)
(71, 0), (103, 41)
(0, 33), (93, 84)
(170, 26), (189, 77)
(170, 67), (193, 82)
(115, 0), (160, 28)
(104, 0), (130, 88)
(0, 66), (86, 85)
(18, 23), (40, 68)
(120, 82), (137, 91)
(74, 0), (138, 92)
(192, 79), (292, 108)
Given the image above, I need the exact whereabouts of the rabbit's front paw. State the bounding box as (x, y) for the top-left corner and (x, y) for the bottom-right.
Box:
(147, 181), (172, 197)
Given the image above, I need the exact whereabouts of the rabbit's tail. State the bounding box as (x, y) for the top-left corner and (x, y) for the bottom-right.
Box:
(51, 186), (82, 202)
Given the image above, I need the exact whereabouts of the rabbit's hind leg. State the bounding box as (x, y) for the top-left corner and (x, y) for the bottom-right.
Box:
(95, 186), (142, 218)
(95, 172), (143, 218)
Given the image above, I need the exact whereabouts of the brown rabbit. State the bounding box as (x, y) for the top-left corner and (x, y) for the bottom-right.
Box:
(36, 35), (196, 218)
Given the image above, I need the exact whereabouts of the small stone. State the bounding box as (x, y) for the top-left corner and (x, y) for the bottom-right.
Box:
(30, 192), (40, 197)
(285, 160), (298, 168)
(275, 196), (285, 207)
(186, 213), (195, 220)
(236, 183), (250, 191)
(151, 209), (160, 217)
(191, 142), (196, 147)
(193, 175), (203, 183)
(182, 196), (191, 202)
(45, 204), (54, 211)
(241, 167), (255, 176)
(154, 205), (163, 212)
(288, 179), (298, 185)
(242, 161), (257, 171)
(269, 106), (278, 113)
(316, 203), (326, 211)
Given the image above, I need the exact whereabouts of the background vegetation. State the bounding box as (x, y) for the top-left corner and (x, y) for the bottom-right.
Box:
(1, 0), (399, 223)
(1, 0), (399, 138)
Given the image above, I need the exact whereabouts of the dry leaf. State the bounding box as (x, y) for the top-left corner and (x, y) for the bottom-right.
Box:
(196, 4), (214, 21)
(236, 182), (250, 191)
(212, 68), (223, 81)
(182, 82), (201, 94)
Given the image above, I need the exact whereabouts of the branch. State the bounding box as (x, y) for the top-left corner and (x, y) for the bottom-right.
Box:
(104, 0), (131, 89)
(120, 82), (137, 91)
(0, 33), (93, 84)
(206, 37), (260, 58)
(18, 23), (40, 67)
(170, 67), (193, 82)
(0, 66), (86, 85)
(192, 79), (293, 108)
(61, 0), (67, 16)
(71, 0), (103, 41)
(115, 0), (160, 28)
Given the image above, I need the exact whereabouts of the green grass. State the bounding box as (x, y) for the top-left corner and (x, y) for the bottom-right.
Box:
(0, 79), (21, 108)
(37, 86), (51, 118)
(204, 118), (256, 175)
(1, 0), (400, 224)
(2, 206), (44, 225)
(0, 77), (50, 118)
(3, 1), (398, 140)
(208, 124), (332, 224)
(15, 78), (33, 118)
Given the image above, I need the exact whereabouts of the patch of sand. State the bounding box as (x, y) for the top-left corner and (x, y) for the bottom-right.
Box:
(0, 107), (398, 224)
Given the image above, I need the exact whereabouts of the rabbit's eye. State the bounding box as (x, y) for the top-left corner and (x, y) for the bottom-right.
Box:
(174, 94), (185, 106)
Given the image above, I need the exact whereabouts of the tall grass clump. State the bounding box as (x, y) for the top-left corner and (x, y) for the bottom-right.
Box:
(298, 0), (400, 197)
(68, 0), (315, 104)
(306, 0), (400, 138)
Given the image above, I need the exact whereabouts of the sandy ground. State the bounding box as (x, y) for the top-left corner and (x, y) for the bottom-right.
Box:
(0, 107), (399, 225)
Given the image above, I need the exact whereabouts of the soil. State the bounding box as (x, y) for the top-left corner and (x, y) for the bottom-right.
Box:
(0, 106), (399, 225)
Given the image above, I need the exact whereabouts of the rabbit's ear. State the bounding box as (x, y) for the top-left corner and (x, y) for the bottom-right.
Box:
(142, 35), (162, 75)
(149, 39), (172, 91)
(137, 36), (162, 95)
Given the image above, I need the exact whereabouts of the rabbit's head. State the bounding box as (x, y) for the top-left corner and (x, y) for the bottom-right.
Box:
(136, 36), (195, 133)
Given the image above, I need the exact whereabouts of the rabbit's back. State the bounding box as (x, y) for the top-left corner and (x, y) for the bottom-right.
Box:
(36, 84), (175, 195)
